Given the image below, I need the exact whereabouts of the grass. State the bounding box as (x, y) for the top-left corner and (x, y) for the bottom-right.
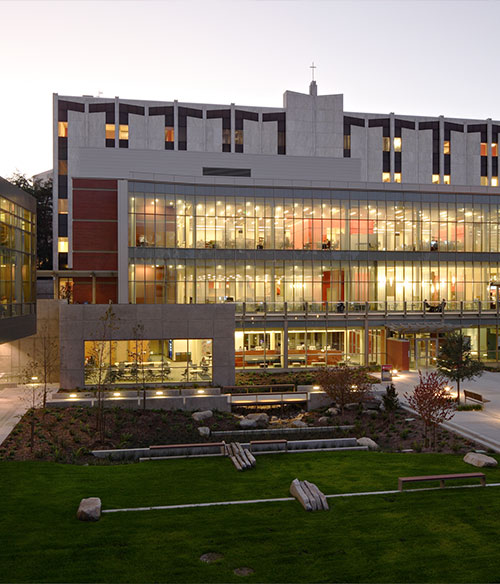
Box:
(1, 451), (500, 582)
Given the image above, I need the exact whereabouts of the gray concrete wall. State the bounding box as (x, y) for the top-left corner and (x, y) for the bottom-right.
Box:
(59, 303), (235, 389)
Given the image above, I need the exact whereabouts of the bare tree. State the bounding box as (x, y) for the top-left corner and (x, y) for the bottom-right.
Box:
(405, 371), (455, 447)
(85, 304), (119, 442)
(20, 361), (45, 452)
(27, 323), (59, 408)
(128, 323), (153, 410)
(316, 365), (373, 415)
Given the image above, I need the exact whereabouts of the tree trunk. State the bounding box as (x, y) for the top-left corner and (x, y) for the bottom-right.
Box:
(457, 378), (461, 403)
(30, 411), (35, 452)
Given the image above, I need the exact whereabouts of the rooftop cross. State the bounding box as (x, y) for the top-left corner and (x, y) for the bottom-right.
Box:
(310, 62), (316, 81)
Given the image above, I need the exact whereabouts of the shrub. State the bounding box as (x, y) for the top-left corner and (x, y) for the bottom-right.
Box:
(456, 403), (483, 411)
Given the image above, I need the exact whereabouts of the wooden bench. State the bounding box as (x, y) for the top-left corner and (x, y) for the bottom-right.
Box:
(464, 390), (490, 404)
(398, 472), (486, 491)
(250, 439), (288, 453)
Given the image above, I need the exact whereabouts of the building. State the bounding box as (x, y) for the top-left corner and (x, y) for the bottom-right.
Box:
(45, 83), (500, 387)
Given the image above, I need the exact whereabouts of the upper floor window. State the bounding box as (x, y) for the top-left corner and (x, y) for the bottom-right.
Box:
(105, 124), (115, 140)
(393, 173), (401, 183)
(382, 137), (390, 152)
(119, 125), (129, 140)
(481, 143), (488, 156)
(58, 122), (68, 138)
(443, 141), (450, 154)
(393, 137), (402, 152)
(432, 174), (440, 184)
(492, 143), (498, 156)
(382, 172), (391, 183)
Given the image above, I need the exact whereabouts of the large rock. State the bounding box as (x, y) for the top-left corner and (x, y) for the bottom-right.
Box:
(77, 497), (101, 521)
(345, 402), (361, 411)
(318, 416), (329, 425)
(463, 452), (498, 468)
(326, 407), (340, 416)
(357, 437), (379, 451)
(192, 410), (213, 422)
(291, 420), (308, 428)
(239, 418), (258, 429)
(198, 426), (210, 438)
(363, 397), (382, 411)
(246, 413), (269, 423)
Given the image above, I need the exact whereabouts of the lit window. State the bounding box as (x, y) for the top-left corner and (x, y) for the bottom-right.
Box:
(443, 141), (450, 154)
(223, 129), (231, 145)
(382, 172), (391, 183)
(58, 122), (68, 138)
(235, 130), (243, 145)
(344, 135), (351, 150)
(480, 176), (489, 186)
(58, 160), (68, 175)
(165, 127), (174, 142)
(444, 175), (451, 184)
(393, 173), (401, 183)
(382, 137), (390, 152)
(492, 143), (498, 156)
(432, 174), (440, 184)
(105, 124), (115, 140)
(58, 199), (68, 214)
(481, 143), (488, 156)
(492, 177), (499, 187)
(393, 137), (402, 152)
(58, 237), (68, 253)
(119, 125), (129, 140)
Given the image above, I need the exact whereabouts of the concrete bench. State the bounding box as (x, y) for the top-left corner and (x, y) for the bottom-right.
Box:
(464, 390), (490, 404)
(149, 442), (226, 456)
(398, 472), (486, 491)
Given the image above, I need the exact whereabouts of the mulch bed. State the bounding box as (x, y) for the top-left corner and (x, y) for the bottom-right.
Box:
(0, 402), (479, 464)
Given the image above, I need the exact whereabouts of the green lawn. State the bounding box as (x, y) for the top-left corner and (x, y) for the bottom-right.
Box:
(1, 452), (500, 583)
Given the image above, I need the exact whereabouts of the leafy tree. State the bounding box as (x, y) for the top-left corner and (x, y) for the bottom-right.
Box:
(316, 364), (373, 415)
(436, 331), (484, 403)
(405, 371), (455, 447)
(8, 172), (53, 269)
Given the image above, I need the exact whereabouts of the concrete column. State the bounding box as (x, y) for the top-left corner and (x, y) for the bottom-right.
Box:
(117, 180), (129, 304)
(231, 103), (235, 153)
(439, 115), (444, 183)
(487, 119), (492, 183)
(283, 319), (288, 367)
(91, 273), (96, 304)
(389, 113), (395, 181)
(364, 318), (369, 366)
(174, 100), (178, 150)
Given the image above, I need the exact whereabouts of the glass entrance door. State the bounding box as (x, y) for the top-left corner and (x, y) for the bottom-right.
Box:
(415, 338), (437, 369)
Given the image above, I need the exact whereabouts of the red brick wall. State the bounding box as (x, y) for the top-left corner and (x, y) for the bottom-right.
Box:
(72, 178), (118, 302)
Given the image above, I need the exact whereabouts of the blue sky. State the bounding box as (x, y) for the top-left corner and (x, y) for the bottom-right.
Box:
(1, 0), (499, 177)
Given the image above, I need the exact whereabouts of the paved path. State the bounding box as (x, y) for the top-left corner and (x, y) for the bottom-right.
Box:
(379, 370), (500, 452)
(0, 386), (30, 446)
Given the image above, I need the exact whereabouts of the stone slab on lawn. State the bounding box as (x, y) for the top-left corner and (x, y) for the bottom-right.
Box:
(77, 497), (101, 522)
(357, 437), (379, 450)
(463, 452), (498, 468)
(290, 478), (329, 512)
(192, 410), (213, 422)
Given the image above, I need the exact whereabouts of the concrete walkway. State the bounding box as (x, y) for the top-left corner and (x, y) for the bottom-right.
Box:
(0, 386), (30, 446)
(381, 370), (500, 452)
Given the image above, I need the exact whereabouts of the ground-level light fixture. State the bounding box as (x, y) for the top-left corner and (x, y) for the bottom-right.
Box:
(113, 392), (121, 397)
(156, 390), (164, 396)
(197, 389), (205, 394)
(69, 393), (77, 398)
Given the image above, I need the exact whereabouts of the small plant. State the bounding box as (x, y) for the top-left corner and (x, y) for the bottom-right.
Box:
(457, 403), (483, 411)
(382, 383), (399, 418)
(411, 440), (422, 453)
(400, 429), (410, 440)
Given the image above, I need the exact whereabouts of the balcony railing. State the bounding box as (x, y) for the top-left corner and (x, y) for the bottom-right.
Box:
(234, 300), (500, 317)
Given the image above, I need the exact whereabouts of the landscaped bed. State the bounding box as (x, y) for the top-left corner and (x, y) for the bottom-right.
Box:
(0, 451), (499, 583)
(0, 402), (479, 463)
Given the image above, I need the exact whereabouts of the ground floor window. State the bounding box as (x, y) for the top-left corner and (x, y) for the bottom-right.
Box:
(84, 338), (212, 385)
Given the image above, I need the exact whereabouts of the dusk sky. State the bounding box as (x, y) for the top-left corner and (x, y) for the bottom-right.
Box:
(1, 0), (500, 179)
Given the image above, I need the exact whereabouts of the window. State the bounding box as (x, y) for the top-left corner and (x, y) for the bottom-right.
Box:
(393, 173), (401, 183)
(235, 130), (243, 146)
(443, 140), (450, 154)
(344, 135), (351, 150)
(58, 237), (68, 253)
(105, 124), (115, 140)
(444, 175), (451, 184)
(58, 199), (68, 214)
(382, 172), (391, 183)
(492, 143), (498, 156)
(58, 160), (68, 175)
(382, 137), (390, 152)
(432, 174), (440, 184)
(165, 127), (174, 142)
(119, 125), (129, 140)
(492, 177), (499, 187)
(481, 176), (489, 186)
(481, 143), (488, 156)
(58, 121), (68, 138)
(393, 137), (402, 152)
(223, 129), (231, 146)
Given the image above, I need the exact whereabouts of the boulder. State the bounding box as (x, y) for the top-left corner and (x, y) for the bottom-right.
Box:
(192, 410), (213, 422)
(326, 407), (339, 415)
(198, 426), (210, 438)
(239, 418), (258, 429)
(363, 397), (382, 410)
(357, 437), (379, 451)
(234, 567), (254, 576)
(200, 552), (224, 563)
(246, 413), (269, 423)
(77, 497), (101, 522)
(291, 420), (308, 428)
(463, 452), (498, 468)
(345, 402), (361, 411)
(318, 416), (329, 425)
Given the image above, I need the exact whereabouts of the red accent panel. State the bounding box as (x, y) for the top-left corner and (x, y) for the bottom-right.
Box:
(72, 277), (117, 304)
(72, 178), (117, 190)
(73, 222), (117, 252)
(73, 278), (92, 304)
(73, 252), (117, 270)
(96, 280), (118, 304)
(73, 190), (117, 220)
